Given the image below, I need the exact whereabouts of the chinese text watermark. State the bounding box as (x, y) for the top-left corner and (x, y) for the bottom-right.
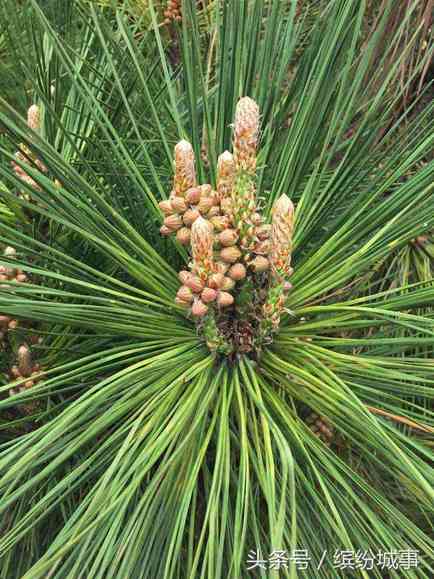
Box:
(246, 549), (419, 572)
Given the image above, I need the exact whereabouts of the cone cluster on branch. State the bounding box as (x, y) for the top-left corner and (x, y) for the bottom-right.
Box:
(163, 0), (182, 24)
(8, 343), (42, 396)
(0, 246), (42, 410)
(11, 104), (47, 199)
(159, 97), (295, 355)
(0, 246), (27, 340)
(306, 412), (335, 446)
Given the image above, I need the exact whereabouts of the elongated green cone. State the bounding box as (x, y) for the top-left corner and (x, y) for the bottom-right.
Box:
(173, 140), (196, 196)
(270, 193), (294, 281)
(230, 98), (261, 254)
(217, 150), (235, 203)
(233, 96), (259, 175)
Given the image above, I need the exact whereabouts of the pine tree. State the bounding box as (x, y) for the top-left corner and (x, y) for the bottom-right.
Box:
(0, 1), (433, 577)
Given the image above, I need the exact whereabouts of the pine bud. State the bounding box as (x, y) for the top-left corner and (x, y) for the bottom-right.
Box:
(183, 209), (201, 226)
(218, 229), (238, 247)
(185, 275), (205, 293)
(201, 287), (218, 303)
(176, 285), (194, 303)
(228, 263), (246, 280)
(197, 196), (214, 214)
(186, 186), (202, 204)
(11, 365), (20, 377)
(210, 215), (230, 231)
(176, 227), (191, 245)
(270, 194), (294, 279)
(191, 299), (208, 317)
(4, 246), (16, 258)
(18, 344), (32, 378)
(174, 140), (196, 195)
(207, 206), (221, 218)
(208, 272), (225, 289)
(221, 277), (235, 291)
(219, 246), (242, 263)
(233, 97), (259, 174)
(215, 261), (229, 274)
(217, 291), (234, 307)
(251, 255), (270, 272)
(164, 214), (183, 231)
(200, 184), (212, 197)
(24, 380), (34, 389)
(217, 151), (235, 201)
(160, 225), (171, 236)
(179, 270), (191, 284)
(27, 104), (40, 131)
(171, 196), (188, 213)
(175, 297), (190, 308)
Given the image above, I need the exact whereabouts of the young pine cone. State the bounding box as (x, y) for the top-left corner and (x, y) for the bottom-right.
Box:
(27, 104), (41, 131)
(270, 194), (294, 281)
(306, 412), (334, 446)
(217, 151), (235, 202)
(18, 344), (33, 378)
(174, 140), (196, 196)
(233, 97), (260, 175)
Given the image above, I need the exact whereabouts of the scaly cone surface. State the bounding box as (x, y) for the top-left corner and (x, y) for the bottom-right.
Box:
(231, 97), (260, 256)
(12, 104), (47, 198)
(260, 194), (294, 338)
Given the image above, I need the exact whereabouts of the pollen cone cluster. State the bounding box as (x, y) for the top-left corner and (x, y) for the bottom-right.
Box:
(9, 343), (42, 396)
(163, 0), (182, 24)
(11, 104), (47, 199)
(0, 246), (27, 340)
(306, 412), (335, 446)
(1, 245), (43, 415)
(158, 97), (295, 355)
